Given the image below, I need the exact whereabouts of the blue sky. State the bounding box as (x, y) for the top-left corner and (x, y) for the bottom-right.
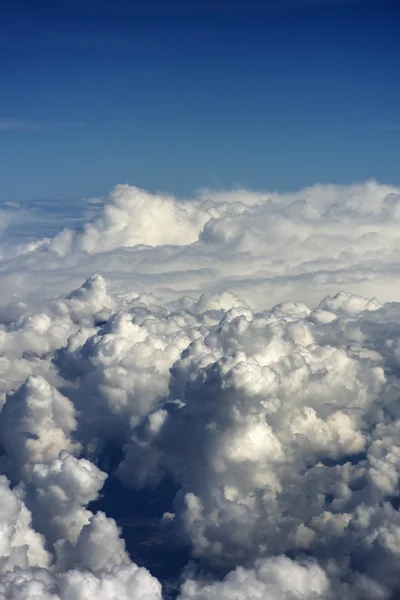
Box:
(1, 0), (399, 203)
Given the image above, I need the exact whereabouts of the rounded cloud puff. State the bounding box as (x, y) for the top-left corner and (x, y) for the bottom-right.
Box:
(0, 563), (162, 600)
(0, 376), (80, 483)
(50, 185), (214, 255)
(0, 475), (50, 573)
(179, 556), (331, 600)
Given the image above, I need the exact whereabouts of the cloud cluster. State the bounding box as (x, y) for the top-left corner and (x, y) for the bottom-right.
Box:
(1, 181), (400, 598)
(110, 292), (400, 597)
(2, 179), (400, 311)
(180, 556), (331, 600)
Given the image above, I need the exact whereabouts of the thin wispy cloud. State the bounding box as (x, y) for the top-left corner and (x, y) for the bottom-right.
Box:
(0, 119), (84, 132)
(78, 0), (394, 13)
(373, 124), (400, 132)
(350, 122), (400, 132)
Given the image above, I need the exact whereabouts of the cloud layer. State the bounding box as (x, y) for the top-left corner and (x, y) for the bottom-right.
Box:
(2, 180), (400, 313)
(1, 181), (400, 598)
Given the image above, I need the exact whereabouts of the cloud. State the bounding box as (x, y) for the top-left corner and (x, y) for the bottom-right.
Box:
(0, 474), (50, 573)
(27, 451), (109, 561)
(49, 185), (214, 255)
(368, 124), (400, 132)
(0, 376), (81, 483)
(2, 181), (400, 597)
(179, 556), (331, 600)
(74, 0), (392, 14)
(3, 179), (400, 313)
(0, 119), (83, 132)
(114, 293), (389, 568)
(0, 563), (162, 600)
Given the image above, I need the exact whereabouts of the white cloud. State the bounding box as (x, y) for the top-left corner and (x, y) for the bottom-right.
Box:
(0, 563), (163, 600)
(0, 377), (80, 483)
(2, 181), (400, 597)
(118, 295), (388, 567)
(0, 475), (50, 573)
(179, 556), (331, 600)
(2, 180), (400, 312)
(27, 451), (107, 549)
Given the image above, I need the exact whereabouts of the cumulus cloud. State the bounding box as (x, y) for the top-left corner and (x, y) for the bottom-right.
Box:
(0, 377), (80, 483)
(52, 279), (400, 595)
(0, 475), (50, 573)
(0, 563), (162, 600)
(179, 556), (331, 600)
(116, 296), (389, 568)
(2, 181), (400, 598)
(28, 452), (107, 546)
(49, 185), (214, 255)
(2, 180), (400, 310)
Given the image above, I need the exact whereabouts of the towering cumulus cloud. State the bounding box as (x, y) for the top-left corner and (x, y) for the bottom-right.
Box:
(1, 181), (400, 598)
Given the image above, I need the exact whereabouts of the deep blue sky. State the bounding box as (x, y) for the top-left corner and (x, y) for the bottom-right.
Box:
(1, 0), (399, 203)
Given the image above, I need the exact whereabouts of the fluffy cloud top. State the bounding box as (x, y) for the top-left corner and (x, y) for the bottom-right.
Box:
(179, 556), (331, 600)
(0, 377), (80, 482)
(50, 185), (213, 255)
(1, 180), (400, 311)
(1, 181), (400, 598)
